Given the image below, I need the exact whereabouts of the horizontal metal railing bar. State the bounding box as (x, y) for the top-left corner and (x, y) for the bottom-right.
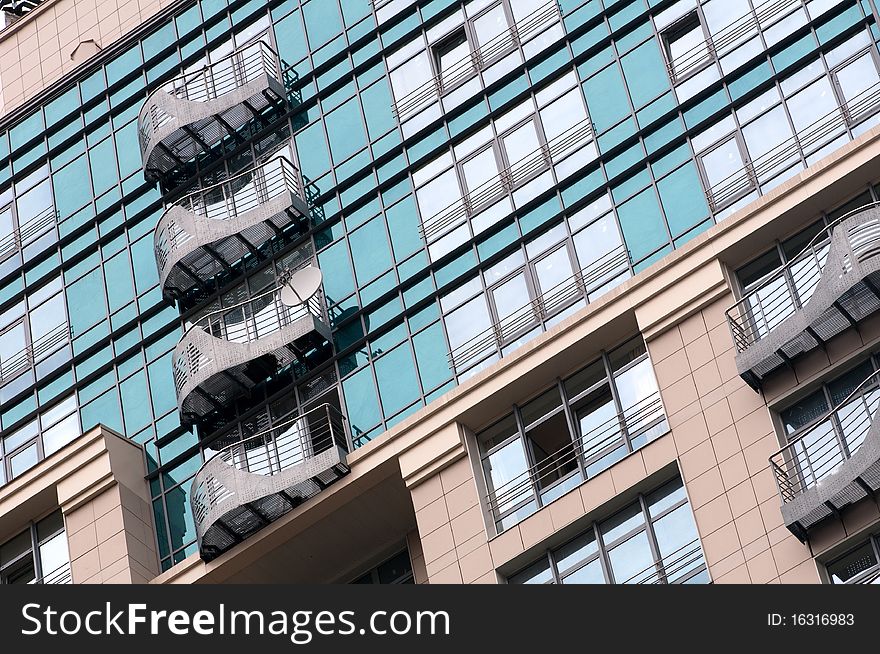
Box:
(667, 0), (802, 82)
(486, 394), (664, 516)
(33, 562), (72, 585)
(197, 403), (348, 478)
(770, 369), (880, 501)
(0, 207), (58, 262)
(182, 266), (323, 340)
(0, 322), (68, 384)
(156, 156), (302, 271)
(617, 537), (703, 584)
(449, 244), (628, 372)
(393, 1), (560, 120)
(143, 41), (279, 108)
(139, 41), (280, 152)
(421, 118), (594, 241)
(171, 156), (301, 218)
(726, 196), (880, 353)
(709, 80), (880, 214)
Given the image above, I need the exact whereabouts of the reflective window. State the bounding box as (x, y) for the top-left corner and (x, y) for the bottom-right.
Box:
(477, 336), (666, 531)
(352, 549), (414, 584)
(826, 535), (880, 584)
(509, 477), (707, 584)
(0, 511), (70, 584)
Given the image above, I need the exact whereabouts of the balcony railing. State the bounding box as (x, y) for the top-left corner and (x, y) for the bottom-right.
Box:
(770, 369), (880, 539)
(0, 322), (69, 386)
(619, 537), (708, 584)
(707, 80), (880, 212)
(450, 244), (629, 374)
(726, 202), (880, 388)
(0, 207), (58, 263)
(155, 155), (308, 299)
(667, 0), (805, 84)
(393, 0), (561, 122)
(33, 562), (72, 585)
(173, 263), (330, 421)
(421, 117), (595, 243)
(486, 393), (666, 530)
(191, 403), (351, 561)
(138, 41), (286, 180)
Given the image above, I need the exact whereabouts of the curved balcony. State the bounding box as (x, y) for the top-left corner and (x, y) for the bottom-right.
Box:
(155, 156), (308, 300)
(770, 369), (880, 540)
(173, 267), (330, 422)
(138, 41), (286, 181)
(726, 203), (880, 389)
(191, 403), (350, 561)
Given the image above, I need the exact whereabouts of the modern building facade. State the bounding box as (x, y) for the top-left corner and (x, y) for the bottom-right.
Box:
(1, 0), (880, 585)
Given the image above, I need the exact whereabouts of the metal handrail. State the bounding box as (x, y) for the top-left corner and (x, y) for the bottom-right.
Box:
(139, 41), (280, 151)
(0, 207), (58, 262)
(155, 156), (302, 270)
(392, 0), (561, 121)
(667, 0), (803, 83)
(486, 393), (665, 520)
(725, 199), (880, 353)
(618, 537), (705, 584)
(708, 79), (880, 213)
(0, 322), (68, 385)
(769, 369), (880, 502)
(847, 566), (880, 584)
(32, 561), (72, 585)
(449, 244), (628, 373)
(204, 403), (349, 474)
(191, 403), (349, 530)
(421, 117), (594, 241)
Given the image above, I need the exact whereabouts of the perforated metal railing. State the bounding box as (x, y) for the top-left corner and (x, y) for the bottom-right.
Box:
(707, 80), (880, 212)
(0, 322), (68, 385)
(392, 0), (561, 121)
(726, 201), (880, 354)
(421, 117), (594, 242)
(138, 41), (283, 175)
(155, 156), (304, 293)
(619, 537), (707, 584)
(191, 403), (350, 559)
(172, 277), (327, 398)
(0, 207), (58, 263)
(449, 244), (629, 374)
(486, 393), (665, 525)
(666, 0), (806, 84)
(770, 369), (880, 504)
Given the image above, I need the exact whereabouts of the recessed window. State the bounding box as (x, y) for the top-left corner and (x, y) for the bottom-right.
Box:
(509, 477), (708, 584)
(826, 535), (880, 584)
(433, 29), (470, 90)
(661, 12), (706, 81)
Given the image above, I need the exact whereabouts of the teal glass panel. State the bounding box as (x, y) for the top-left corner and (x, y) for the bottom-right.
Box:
(295, 121), (331, 181)
(343, 366), (381, 437)
(620, 38), (669, 110)
(412, 322), (452, 393)
(318, 239), (355, 303)
(66, 267), (106, 338)
(375, 343), (420, 417)
(303, 0), (343, 49)
(617, 187), (668, 262)
(386, 196), (422, 261)
(349, 216), (392, 286)
(657, 163), (710, 238)
(53, 155), (92, 220)
(121, 370), (152, 435)
(583, 64), (630, 133)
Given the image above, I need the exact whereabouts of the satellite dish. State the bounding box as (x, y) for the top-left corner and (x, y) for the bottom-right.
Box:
(279, 266), (322, 307)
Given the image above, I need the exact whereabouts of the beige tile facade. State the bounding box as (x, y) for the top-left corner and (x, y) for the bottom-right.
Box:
(0, 0), (173, 116)
(0, 425), (159, 584)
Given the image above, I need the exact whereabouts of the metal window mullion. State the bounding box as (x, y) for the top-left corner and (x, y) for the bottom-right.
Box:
(513, 403), (542, 511)
(594, 523), (616, 584)
(558, 377), (588, 484)
(640, 494), (667, 585)
(604, 350), (632, 453)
